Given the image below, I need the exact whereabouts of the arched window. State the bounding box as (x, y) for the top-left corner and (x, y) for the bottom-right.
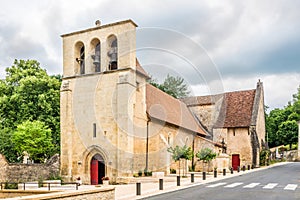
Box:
(107, 35), (118, 70)
(90, 38), (101, 73)
(94, 43), (101, 72)
(75, 42), (85, 75)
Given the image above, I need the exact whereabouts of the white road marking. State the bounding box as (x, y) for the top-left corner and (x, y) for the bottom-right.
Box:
(224, 182), (243, 188)
(207, 182), (227, 188)
(243, 183), (260, 188)
(284, 184), (297, 191)
(263, 183), (278, 189)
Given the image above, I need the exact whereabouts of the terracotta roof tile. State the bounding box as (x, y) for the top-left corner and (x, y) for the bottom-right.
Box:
(214, 89), (256, 128)
(146, 84), (207, 136)
(136, 58), (150, 79)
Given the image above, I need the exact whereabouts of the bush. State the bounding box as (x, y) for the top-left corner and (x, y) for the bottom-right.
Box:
(4, 182), (18, 189)
(144, 169), (152, 176)
(133, 174), (139, 178)
(170, 168), (176, 174)
(260, 148), (270, 166)
(138, 170), (143, 177)
(48, 173), (62, 180)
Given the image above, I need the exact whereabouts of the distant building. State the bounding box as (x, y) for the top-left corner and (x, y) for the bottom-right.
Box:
(60, 19), (266, 184)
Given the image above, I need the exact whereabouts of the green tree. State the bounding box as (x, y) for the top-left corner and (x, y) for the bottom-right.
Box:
(0, 59), (61, 162)
(266, 86), (300, 148)
(196, 148), (217, 172)
(167, 145), (193, 176)
(149, 74), (190, 98)
(277, 120), (298, 149)
(12, 120), (54, 163)
(0, 128), (18, 162)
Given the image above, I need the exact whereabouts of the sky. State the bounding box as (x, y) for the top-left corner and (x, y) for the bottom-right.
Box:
(0, 0), (299, 110)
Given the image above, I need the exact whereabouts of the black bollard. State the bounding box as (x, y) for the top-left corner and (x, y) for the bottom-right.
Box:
(159, 179), (163, 190)
(136, 182), (141, 195)
(202, 172), (206, 180)
(214, 170), (217, 178)
(48, 183), (50, 191)
(237, 166), (240, 173)
(243, 166), (246, 171)
(230, 167), (233, 174)
(191, 173), (194, 183)
(177, 176), (180, 186)
(248, 165), (250, 170)
(223, 169), (226, 176)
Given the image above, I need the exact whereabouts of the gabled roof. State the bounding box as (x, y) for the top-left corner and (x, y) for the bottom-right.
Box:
(136, 58), (150, 79)
(146, 84), (207, 136)
(214, 89), (256, 128)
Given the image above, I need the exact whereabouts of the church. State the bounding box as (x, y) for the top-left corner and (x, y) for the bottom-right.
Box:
(60, 19), (266, 184)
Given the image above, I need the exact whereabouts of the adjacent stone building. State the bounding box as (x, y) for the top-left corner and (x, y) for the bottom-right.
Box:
(60, 19), (266, 184)
(182, 81), (266, 169)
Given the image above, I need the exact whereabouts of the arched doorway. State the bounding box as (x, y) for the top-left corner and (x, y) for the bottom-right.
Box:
(90, 154), (105, 185)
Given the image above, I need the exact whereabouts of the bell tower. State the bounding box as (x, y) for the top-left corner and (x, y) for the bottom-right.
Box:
(60, 20), (139, 183)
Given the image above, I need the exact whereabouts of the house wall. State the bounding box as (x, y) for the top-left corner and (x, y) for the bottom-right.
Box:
(255, 86), (266, 148)
(227, 128), (252, 167)
(188, 104), (215, 132)
(187, 97), (223, 133)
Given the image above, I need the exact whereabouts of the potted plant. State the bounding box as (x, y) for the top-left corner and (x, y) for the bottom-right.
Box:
(102, 177), (109, 186)
(138, 170), (143, 177)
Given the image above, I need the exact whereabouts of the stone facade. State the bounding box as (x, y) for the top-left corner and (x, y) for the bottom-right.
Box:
(60, 19), (265, 184)
(0, 154), (60, 183)
(183, 81), (266, 168)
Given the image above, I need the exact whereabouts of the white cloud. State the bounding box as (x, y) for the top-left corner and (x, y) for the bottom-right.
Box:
(0, 0), (299, 109)
(191, 73), (300, 110)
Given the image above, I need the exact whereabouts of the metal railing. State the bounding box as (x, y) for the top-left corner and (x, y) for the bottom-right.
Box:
(0, 182), (79, 191)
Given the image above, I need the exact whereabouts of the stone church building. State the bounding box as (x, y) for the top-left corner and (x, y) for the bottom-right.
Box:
(60, 19), (266, 184)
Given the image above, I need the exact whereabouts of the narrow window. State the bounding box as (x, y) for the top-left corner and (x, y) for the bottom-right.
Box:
(93, 42), (101, 72)
(93, 123), (96, 138)
(233, 128), (235, 136)
(79, 46), (85, 74)
(108, 36), (118, 70)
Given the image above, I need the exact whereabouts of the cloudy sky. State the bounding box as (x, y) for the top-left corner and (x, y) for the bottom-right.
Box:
(0, 0), (299, 110)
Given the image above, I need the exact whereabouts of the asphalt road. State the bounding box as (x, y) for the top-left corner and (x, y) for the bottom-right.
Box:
(144, 162), (300, 200)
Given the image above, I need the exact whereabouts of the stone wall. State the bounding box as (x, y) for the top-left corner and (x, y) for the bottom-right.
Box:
(0, 154), (60, 182)
(0, 188), (115, 200)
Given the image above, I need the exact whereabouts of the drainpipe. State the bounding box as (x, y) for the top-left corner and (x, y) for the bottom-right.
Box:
(146, 120), (149, 171)
(192, 134), (195, 171)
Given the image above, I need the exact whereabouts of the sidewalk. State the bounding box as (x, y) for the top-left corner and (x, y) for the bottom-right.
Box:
(114, 162), (290, 200)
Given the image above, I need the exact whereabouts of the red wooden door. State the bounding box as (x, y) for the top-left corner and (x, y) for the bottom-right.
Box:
(232, 154), (240, 170)
(91, 159), (98, 185)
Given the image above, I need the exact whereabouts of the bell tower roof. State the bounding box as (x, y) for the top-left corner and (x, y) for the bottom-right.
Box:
(61, 19), (138, 38)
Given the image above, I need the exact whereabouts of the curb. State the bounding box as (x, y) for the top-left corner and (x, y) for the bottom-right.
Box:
(125, 162), (290, 200)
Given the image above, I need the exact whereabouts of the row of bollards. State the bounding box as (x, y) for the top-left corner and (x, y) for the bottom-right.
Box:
(136, 165), (254, 196)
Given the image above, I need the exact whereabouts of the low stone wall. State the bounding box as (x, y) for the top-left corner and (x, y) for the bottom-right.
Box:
(0, 154), (60, 183)
(0, 187), (115, 200)
(0, 190), (54, 199)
